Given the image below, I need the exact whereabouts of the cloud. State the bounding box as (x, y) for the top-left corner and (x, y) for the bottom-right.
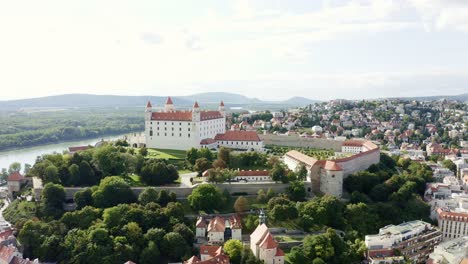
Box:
(140, 32), (163, 45)
(409, 0), (468, 32)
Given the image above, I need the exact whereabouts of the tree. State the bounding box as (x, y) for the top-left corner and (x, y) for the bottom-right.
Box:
(194, 158), (212, 176)
(74, 189), (93, 209)
(186, 148), (199, 166)
(92, 176), (136, 208)
(199, 148), (214, 161)
(287, 181), (306, 201)
(442, 159), (457, 174)
(41, 183), (66, 218)
(44, 165), (60, 184)
(138, 188), (159, 205)
(234, 196), (248, 214)
(256, 189), (267, 203)
(270, 163), (285, 182)
(68, 164), (80, 186)
(296, 163), (308, 181)
(188, 184), (224, 212)
(139, 147), (148, 157)
(93, 145), (126, 176)
(140, 241), (160, 264)
(79, 160), (97, 186)
(345, 203), (378, 235)
(161, 232), (190, 261)
(8, 162), (21, 174)
(140, 160), (179, 186)
(212, 159), (227, 169)
(172, 223), (194, 244)
(224, 239), (243, 264)
(266, 188), (275, 200)
(288, 246), (309, 264)
(218, 147), (231, 167)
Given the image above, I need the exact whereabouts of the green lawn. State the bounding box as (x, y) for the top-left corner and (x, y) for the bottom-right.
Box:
(149, 148), (186, 159)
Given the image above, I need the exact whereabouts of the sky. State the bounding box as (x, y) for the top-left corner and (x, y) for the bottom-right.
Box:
(0, 0), (467, 101)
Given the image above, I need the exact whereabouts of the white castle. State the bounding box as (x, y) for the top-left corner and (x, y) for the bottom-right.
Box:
(145, 97), (263, 151)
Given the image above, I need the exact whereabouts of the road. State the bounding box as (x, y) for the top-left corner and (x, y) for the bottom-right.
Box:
(0, 198), (10, 226)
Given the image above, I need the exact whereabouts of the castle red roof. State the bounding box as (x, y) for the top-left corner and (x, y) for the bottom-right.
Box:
(152, 111), (193, 121)
(200, 138), (217, 145)
(146, 101), (152, 108)
(214, 131), (260, 142)
(275, 248), (285, 257)
(220, 101), (224, 107)
(68, 146), (89, 153)
(166, 97), (173, 104)
(320, 160), (343, 171)
(200, 111), (223, 121)
(194, 101), (199, 108)
(7, 172), (24, 182)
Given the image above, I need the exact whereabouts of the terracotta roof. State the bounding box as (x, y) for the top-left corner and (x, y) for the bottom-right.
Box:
(200, 138), (217, 145)
(68, 146), (89, 153)
(237, 170), (269, 176)
(251, 224), (269, 246)
(342, 140), (364, 147)
(437, 208), (468, 221)
(200, 111), (224, 121)
(230, 215), (242, 229)
(200, 245), (222, 258)
(284, 150), (318, 167)
(0, 245), (17, 263)
(0, 229), (13, 242)
(152, 111), (193, 121)
(214, 131), (261, 142)
(194, 101), (199, 108)
(259, 232), (278, 249)
(275, 248), (285, 257)
(166, 96), (173, 104)
(320, 160), (343, 171)
(10, 256), (36, 264)
(220, 101), (224, 107)
(146, 101), (152, 108)
(7, 172), (24, 182)
(184, 256), (200, 264)
(196, 216), (207, 228)
(207, 216), (225, 233)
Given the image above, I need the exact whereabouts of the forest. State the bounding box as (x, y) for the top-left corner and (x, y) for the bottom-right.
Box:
(0, 108), (143, 150)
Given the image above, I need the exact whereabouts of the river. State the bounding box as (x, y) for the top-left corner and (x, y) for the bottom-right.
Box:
(0, 134), (126, 171)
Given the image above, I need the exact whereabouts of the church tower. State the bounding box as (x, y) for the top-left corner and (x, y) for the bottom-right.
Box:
(164, 97), (175, 112)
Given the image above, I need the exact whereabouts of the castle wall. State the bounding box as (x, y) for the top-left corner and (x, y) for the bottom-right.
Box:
(260, 134), (343, 151)
(336, 148), (380, 177)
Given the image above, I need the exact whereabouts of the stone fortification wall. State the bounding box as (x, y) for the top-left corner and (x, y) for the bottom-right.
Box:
(260, 134), (342, 151)
(335, 146), (380, 177)
(36, 182), (290, 201)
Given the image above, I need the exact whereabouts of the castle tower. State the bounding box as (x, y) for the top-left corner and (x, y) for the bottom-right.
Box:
(192, 101), (200, 122)
(219, 101), (225, 117)
(145, 101), (152, 121)
(164, 97), (175, 112)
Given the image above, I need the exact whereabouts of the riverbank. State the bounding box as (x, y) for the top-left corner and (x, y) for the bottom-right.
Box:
(0, 132), (135, 170)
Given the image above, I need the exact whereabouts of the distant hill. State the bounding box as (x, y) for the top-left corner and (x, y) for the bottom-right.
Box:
(0, 92), (319, 110)
(386, 93), (468, 102)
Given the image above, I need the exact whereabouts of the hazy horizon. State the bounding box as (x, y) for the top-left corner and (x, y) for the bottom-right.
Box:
(1, 0), (468, 101)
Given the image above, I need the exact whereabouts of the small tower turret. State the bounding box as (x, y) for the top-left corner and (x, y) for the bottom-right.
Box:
(219, 101), (225, 116)
(145, 101), (152, 121)
(192, 101), (200, 122)
(164, 97), (175, 112)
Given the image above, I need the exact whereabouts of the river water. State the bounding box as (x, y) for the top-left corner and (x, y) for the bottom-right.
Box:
(0, 134), (126, 171)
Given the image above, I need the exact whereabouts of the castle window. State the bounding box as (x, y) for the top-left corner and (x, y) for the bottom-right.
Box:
(172, 128), (174, 131)
(188, 128), (191, 131)
(157, 122), (159, 125)
(172, 133), (174, 136)
(332, 175), (335, 178)
(172, 122), (174, 125)
(188, 123), (191, 125)
(157, 132), (159, 136)
(179, 133), (182, 137)
(164, 133), (167, 136)
(165, 122), (167, 125)
(150, 131), (153, 136)
(157, 127), (159, 130)
(179, 128), (182, 131)
(188, 134), (191, 138)
(164, 127), (167, 131)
